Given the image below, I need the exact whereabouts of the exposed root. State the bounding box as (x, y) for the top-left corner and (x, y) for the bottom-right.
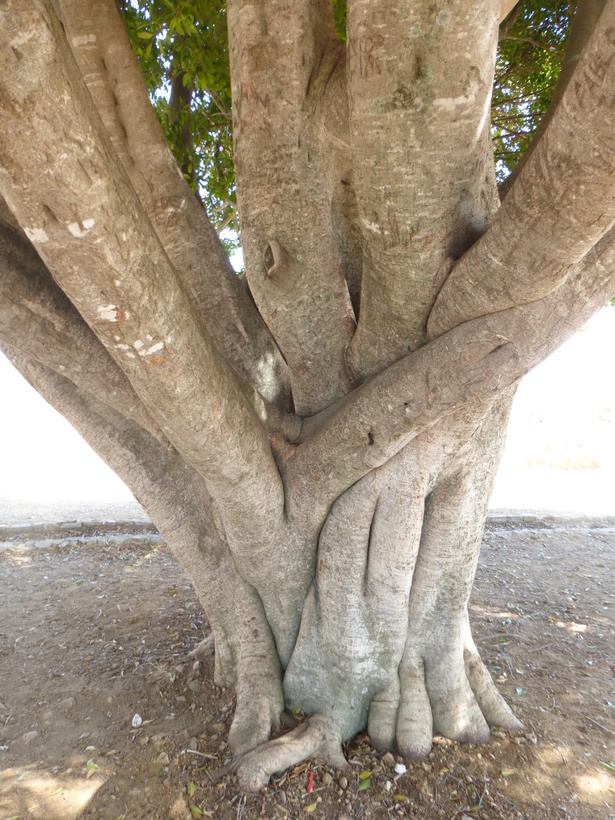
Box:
(393, 660), (433, 760)
(367, 678), (399, 750)
(229, 675), (285, 757)
(188, 633), (215, 660)
(393, 639), (522, 759)
(235, 715), (349, 792)
(464, 647), (523, 732)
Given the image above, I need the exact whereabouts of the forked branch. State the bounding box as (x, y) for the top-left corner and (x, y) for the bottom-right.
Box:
(58, 0), (290, 409)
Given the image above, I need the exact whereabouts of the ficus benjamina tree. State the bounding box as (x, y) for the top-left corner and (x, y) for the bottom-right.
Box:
(0, 0), (613, 790)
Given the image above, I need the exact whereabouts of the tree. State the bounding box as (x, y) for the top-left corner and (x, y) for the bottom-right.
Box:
(0, 0), (614, 792)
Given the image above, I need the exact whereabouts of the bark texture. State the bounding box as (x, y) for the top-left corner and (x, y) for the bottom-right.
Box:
(1, 0), (615, 791)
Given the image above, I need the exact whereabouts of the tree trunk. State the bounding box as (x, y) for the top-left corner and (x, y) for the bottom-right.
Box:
(1, 0), (615, 792)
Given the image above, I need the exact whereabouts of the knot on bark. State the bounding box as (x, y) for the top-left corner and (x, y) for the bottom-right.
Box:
(262, 238), (287, 279)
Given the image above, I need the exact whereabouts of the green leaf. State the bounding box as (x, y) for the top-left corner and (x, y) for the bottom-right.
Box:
(358, 778), (371, 791)
(393, 794), (409, 802)
(187, 781), (196, 797)
(304, 803), (317, 813)
(599, 761), (615, 773)
(359, 770), (372, 780)
(50, 786), (64, 795)
(501, 770), (515, 777)
(190, 806), (203, 818)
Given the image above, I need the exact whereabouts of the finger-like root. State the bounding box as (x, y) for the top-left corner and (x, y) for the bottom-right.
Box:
(394, 643), (522, 760)
(464, 647), (523, 732)
(235, 715), (349, 792)
(367, 677), (400, 751)
(229, 672), (285, 757)
(393, 659), (433, 760)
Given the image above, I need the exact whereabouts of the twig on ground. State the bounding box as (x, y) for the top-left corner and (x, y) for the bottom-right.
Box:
(587, 717), (615, 736)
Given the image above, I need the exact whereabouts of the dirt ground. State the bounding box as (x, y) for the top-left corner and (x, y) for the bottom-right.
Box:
(0, 513), (614, 820)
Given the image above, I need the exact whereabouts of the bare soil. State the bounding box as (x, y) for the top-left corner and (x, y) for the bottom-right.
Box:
(0, 513), (614, 819)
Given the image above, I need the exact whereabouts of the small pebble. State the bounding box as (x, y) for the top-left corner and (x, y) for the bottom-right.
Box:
(338, 775), (348, 789)
(394, 763), (407, 775)
(23, 731), (39, 744)
(322, 772), (333, 786)
(189, 737), (199, 751)
(156, 752), (169, 765)
(131, 714), (143, 729)
(382, 752), (396, 768)
(61, 696), (76, 712)
(525, 733), (538, 745)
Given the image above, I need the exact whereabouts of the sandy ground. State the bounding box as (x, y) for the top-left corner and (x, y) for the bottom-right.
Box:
(0, 513), (614, 819)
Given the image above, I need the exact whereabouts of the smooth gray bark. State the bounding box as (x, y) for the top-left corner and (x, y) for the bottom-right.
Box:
(1, 0), (615, 791)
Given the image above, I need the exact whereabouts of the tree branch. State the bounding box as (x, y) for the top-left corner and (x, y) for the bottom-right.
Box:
(344, 0), (501, 381)
(498, 0), (608, 200)
(428, 0), (615, 339)
(228, 0), (355, 414)
(169, 69), (197, 190)
(285, 226), (615, 530)
(0, 0), (284, 549)
(0, 219), (162, 438)
(500, 0), (522, 24)
(58, 0), (291, 409)
(498, 1), (522, 40)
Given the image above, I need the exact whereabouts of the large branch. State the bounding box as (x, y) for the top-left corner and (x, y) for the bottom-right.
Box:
(428, 0), (615, 337)
(57, 0), (290, 409)
(0, 219), (161, 437)
(228, 0), (355, 414)
(285, 227), (615, 529)
(0, 0), (283, 547)
(344, 0), (501, 381)
(2, 343), (284, 736)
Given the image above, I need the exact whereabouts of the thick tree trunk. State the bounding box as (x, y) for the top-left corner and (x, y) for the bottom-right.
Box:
(1, 0), (615, 792)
